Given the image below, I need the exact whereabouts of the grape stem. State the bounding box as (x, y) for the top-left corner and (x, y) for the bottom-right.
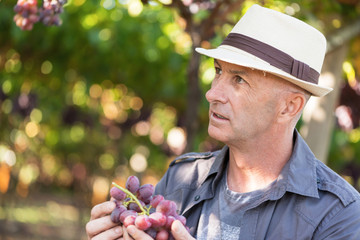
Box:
(112, 182), (148, 215)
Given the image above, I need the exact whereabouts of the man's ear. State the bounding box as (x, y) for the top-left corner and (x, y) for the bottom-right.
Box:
(278, 92), (306, 122)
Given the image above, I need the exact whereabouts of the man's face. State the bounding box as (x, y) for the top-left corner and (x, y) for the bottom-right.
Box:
(205, 59), (283, 146)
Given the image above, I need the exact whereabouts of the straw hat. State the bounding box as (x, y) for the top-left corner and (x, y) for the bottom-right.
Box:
(195, 4), (333, 97)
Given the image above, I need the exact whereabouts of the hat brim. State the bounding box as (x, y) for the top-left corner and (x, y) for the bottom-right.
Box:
(196, 45), (333, 97)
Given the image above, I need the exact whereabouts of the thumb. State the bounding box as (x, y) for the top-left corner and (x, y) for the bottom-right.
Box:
(171, 220), (195, 240)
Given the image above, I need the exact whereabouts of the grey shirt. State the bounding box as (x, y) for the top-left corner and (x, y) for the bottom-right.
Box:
(155, 131), (360, 239)
(197, 168), (276, 240)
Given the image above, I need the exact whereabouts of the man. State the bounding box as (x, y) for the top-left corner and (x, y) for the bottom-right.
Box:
(86, 4), (360, 240)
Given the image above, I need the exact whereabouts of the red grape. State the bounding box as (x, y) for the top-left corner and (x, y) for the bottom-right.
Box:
(120, 210), (138, 224)
(150, 195), (164, 208)
(128, 201), (145, 213)
(146, 228), (157, 238)
(110, 186), (126, 201)
(156, 200), (177, 216)
(123, 215), (136, 227)
(137, 184), (154, 201)
(156, 229), (169, 240)
(142, 195), (153, 205)
(174, 214), (186, 226)
(165, 215), (175, 229)
(168, 233), (175, 240)
(126, 176), (140, 194)
(110, 204), (127, 223)
(149, 212), (167, 228)
(135, 215), (152, 230)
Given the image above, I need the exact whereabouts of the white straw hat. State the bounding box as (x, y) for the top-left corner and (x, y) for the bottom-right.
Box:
(196, 4), (333, 97)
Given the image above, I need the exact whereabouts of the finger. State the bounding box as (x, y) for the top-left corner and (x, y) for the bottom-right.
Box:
(90, 201), (116, 220)
(171, 220), (195, 240)
(86, 215), (119, 238)
(126, 225), (153, 240)
(122, 225), (134, 240)
(90, 225), (123, 240)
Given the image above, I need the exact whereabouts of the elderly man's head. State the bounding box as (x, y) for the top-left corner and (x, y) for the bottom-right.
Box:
(199, 5), (333, 146)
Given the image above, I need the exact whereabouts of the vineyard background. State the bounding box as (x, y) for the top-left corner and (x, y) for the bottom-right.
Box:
(1, 0), (360, 239)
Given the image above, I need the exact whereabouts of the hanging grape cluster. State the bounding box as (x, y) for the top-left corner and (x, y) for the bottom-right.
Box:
(110, 176), (190, 240)
(13, 0), (67, 30)
(13, 0), (39, 30)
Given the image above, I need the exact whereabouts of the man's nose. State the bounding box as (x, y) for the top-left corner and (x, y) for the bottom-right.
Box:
(205, 80), (227, 104)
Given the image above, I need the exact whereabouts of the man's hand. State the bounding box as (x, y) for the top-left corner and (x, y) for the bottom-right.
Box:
(123, 220), (195, 240)
(86, 201), (123, 240)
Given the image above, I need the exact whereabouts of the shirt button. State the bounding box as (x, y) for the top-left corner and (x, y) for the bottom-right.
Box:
(194, 195), (200, 201)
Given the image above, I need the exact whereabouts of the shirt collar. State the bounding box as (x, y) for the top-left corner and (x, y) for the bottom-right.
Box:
(202, 130), (319, 199)
(275, 130), (319, 199)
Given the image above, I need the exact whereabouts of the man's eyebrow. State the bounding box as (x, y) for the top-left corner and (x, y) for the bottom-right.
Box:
(229, 69), (249, 76)
(214, 59), (249, 76)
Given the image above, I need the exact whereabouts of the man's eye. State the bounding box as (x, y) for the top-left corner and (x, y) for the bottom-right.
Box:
(235, 76), (245, 84)
(215, 67), (222, 75)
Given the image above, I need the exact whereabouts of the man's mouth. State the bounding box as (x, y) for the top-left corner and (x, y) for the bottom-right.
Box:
(212, 112), (228, 120)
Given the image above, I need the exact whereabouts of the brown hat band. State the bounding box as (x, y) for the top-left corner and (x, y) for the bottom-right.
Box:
(221, 33), (320, 84)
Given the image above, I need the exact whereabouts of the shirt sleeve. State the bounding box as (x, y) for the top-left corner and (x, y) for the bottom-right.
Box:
(313, 199), (360, 240)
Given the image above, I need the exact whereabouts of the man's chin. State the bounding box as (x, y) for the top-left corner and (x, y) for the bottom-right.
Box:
(208, 127), (227, 143)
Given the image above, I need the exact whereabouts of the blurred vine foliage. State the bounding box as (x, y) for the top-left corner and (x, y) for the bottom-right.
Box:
(0, 0), (360, 213)
(0, 0), (211, 207)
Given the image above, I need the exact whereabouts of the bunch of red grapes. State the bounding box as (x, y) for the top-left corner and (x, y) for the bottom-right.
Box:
(13, 0), (67, 30)
(13, 0), (39, 30)
(110, 176), (189, 240)
(39, 0), (67, 26)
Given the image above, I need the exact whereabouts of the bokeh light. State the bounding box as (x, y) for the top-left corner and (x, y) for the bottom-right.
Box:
(167, 127), (186, 155)
(41, 154), (57, 179)
(0, 163), (11, 193)
(92, 176), (110, 205)
(103, 102), (118, 120)
(70, 125), (85, 142)
(2, 80), (12, 93)
(133, 120), (151, 136)
(13, 131), (29, 153)
(30, 108), (43, 123)
(130, 96), (143, 110)
(21, 164), (39, 184)
(99, 153), (115, 170)
(130, 153), (147, 172)
(25, 121), (40, 138)
(57, 168), (73, 186)
(0, 145), (17, 167)
(150, 125), (164, 145)
(128, 0), (143, 17)
(89, 84), (103, 99)
(99, 28), (112, 41)
(82, 14), (99, 29)
(41, 60), (53, 74)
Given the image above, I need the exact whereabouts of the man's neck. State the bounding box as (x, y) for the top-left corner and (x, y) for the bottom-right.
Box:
(226, 128), (294, 193)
